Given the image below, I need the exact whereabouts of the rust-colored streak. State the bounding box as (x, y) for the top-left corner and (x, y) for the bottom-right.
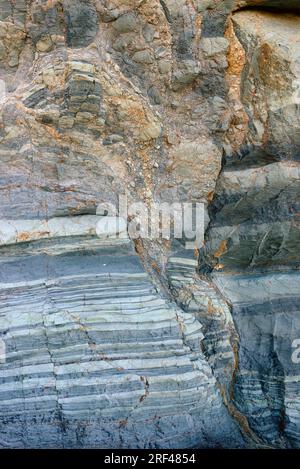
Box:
(213, 239), (228, 259)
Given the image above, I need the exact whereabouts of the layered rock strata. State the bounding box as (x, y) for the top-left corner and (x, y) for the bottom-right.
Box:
(0, 0), (299, 449)
(199, 6), (300, 449)
(213, 271), (300, 447)
(0, 226), (243, 448)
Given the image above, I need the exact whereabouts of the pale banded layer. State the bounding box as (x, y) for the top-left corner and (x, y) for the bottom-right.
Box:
(166, 250), (236, 394)
(0, 240), (240, 448)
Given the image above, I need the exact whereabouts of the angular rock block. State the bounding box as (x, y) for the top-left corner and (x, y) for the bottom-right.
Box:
(235, 1), (300, 11)
(203, 155), (300, 271)
(233, 10), (300, 159)
(64, 0), (99, 48)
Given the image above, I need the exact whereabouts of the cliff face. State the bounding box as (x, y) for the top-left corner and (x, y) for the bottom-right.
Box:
(0, 0), (299, 448)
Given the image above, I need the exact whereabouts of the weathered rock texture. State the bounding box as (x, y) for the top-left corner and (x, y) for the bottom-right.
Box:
(0, 230), (245, 448)
(0, 0), (299, 448)
(200, 3), (300, 449)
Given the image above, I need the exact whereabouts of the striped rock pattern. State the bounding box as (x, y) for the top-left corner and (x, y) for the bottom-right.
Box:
(199, 10), (300, 448)
(213, 272), (300, 448)
(0, 233), (244, 448)
(166, 247), (238, 396)
(1, 0), (300, 450)
(199, 152), (300, 448)
(202, 155), (300, 272)
(198, 8), (300, 448)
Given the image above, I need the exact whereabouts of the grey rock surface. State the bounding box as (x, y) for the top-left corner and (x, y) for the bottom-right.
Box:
(199, 6), (300, 449)
(0, 0), (299, 449)
(0, 234), (244, 448)
(213, 272), (300, 447)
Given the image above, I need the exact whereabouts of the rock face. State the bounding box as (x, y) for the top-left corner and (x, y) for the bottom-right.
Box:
(200, 5), (300, 450)
(0, 229), (244, 448)
(234, 1), (300, 11)
(233, 10), (300, 159)
(213, 271), (300, 447)
(0, 0), (299, 449)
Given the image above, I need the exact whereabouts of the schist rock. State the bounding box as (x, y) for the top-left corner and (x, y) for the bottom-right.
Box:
(0, 0), (299, 449)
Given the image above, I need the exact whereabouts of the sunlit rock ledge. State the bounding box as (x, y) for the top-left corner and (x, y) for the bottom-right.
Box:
(0, 216), (128, 246)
